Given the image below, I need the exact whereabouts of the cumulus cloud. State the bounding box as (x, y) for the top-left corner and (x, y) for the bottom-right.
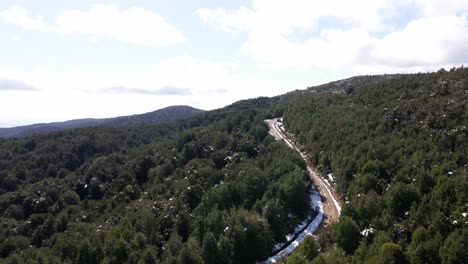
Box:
(0, 4), (184, 47)
(0, 79), (39, 91)
(197, 0), (396, 35)
(196, 7), (255, 34)
(366, 16), (468, 67)
(0, 5), (46, 30)
(197, 0), (468, 71)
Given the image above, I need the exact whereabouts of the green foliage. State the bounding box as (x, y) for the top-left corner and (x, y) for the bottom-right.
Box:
(0, 103), (309, 263)
(439, 229), (468, 264)
(408, 227), (440, 263)
(77, 238), (100, 264)
(283, 67), (468, 263)
(374, 243), (407, 264)
(202, 232), (219, 264)
(1, 68), (467, 263)
(287, 236), (320, 262)
(333, 216), (361, 254)
(311, 247), (348, 264)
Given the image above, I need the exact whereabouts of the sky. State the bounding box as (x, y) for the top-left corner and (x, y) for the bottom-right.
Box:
(0, 0), (467, 127)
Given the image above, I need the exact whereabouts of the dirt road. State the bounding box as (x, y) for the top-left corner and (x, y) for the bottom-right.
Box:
(265, 118), (341, 226)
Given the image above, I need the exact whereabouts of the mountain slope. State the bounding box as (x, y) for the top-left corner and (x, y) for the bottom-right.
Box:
(284, 67), (467, 263)
(103, 105), (205, 127)
(0, 105), (204, 138)
(0, 101), (310, 263)
(0, 68), (466, 263)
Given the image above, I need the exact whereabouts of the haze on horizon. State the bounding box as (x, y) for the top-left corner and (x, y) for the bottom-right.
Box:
(1, 0), (467, 127)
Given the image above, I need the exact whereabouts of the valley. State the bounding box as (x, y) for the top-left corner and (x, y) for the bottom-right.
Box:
(1, 1), (468, 263)
(265, 117), (341, 262)
(0, 68), (466, 263)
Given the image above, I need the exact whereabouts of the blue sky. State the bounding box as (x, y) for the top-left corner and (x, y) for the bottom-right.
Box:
(1, 0), (467, 127)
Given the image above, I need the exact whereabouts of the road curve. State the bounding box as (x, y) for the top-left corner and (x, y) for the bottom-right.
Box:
(266, 117), (342, 233)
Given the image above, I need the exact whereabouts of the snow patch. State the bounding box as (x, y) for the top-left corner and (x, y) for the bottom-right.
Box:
(266, 186), (323, 263)
(264, 118), (343, 262)
(361, 228), (374, 237)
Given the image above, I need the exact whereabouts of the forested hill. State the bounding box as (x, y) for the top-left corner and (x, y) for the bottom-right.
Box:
(0, 67), (467, 263)
(0, 98), (311, 263)
(0, 105), (204, 138)
(284, 67), (467, 263)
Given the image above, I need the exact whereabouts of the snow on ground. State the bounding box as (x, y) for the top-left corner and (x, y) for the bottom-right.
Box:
(361, 227), (375, 237)
(264, 118), (342, 263)
(308, 167), (342, 215)
(266, 186), (323, 263)
(270, 118), (341, 215)
(327, 173), (334, 182)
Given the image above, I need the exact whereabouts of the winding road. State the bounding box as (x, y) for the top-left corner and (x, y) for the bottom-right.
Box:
(265, 118), (342, 261)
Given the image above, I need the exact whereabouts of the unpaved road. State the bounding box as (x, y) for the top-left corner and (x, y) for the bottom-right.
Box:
(266, 118), (341, 226)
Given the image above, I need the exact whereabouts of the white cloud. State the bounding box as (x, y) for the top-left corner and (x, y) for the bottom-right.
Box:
(197, 0), (468, 71)
(367, 16), (468, 67)
(196, 7), (254, 34)
(0, 56), (305, 126)
(0, 5), (46, 30)
(0, 4), (184, 47)
(0, 78), (39, 91)
(197, 0), (396, 35)
(51, 4), (184, 46)
(414, 0), (468, 16)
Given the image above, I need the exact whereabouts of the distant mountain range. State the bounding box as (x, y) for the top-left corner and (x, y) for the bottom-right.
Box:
(0, 105), (204, 138)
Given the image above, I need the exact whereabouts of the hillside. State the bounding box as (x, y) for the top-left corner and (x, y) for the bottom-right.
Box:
(0, 101), (310, 263)
(283, 68), (467, 263)
(0, 105), (204, 138)
(0, 68), (466, 263)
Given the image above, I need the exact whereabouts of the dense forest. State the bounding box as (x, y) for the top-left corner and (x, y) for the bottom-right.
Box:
(0, 67), (467, 263)
(0, 102), (312, 263)
(283, 67), (467, 263)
